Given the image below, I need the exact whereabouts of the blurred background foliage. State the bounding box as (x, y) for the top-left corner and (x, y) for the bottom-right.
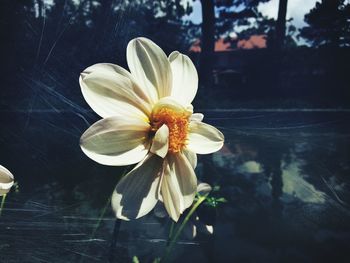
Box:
(1, 2), (350, 262)
(0, 0), (349, 110)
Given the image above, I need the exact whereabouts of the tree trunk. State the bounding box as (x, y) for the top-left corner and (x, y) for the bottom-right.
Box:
(37, 0), (43, 18)
(272, 0), (288, 96)
(94, 0), (113, 46)
(200, 0), (215, 85)
(275, 0), (288, 50)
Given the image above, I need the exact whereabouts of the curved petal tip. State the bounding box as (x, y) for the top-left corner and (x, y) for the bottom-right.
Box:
(0, 165), (14, 196)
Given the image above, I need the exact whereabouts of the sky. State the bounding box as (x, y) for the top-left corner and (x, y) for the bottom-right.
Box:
(258, 0), (319, 29)
(184, 0), (319, 30)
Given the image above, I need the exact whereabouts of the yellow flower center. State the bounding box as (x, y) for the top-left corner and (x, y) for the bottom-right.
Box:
(151, 107), (191, 153)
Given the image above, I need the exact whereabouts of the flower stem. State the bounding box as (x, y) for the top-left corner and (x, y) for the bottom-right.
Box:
(91, 196), (111, 238)
(168, 221), (175, 242)
(0, 194), (7, 217)
(93, 167), (128, 237)
(109, 218), (122, 262)
(161, 194), (208, 263)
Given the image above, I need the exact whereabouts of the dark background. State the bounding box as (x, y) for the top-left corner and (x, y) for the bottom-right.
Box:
(1, 0), (350, 111)
(0, 1), (350, 263)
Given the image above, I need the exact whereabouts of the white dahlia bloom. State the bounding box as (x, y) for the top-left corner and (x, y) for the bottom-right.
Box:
(0, 165), (14, 196)
(79, 37), (224, 221)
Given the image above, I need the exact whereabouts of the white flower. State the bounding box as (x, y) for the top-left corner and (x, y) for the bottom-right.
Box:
(0, 165), (14, 196)
(79, 37), (224, 221)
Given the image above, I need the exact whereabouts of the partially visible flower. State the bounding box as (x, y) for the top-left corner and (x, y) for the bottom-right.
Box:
(0, 165), (14, 196)
(185, 215), (214, 239)
(197, 182), (212, 196)
(153, 182), (213, 219)
(79, 37), (224, 221)
(187, 182), (214, 238)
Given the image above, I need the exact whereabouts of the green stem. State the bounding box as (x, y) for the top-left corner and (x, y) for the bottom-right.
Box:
(161, 195), (207, 263)
(91, 196), (111, 238)
(91, 168), (129, 238)
(168, 221), (175, 240)
(0, 194), (7, 217)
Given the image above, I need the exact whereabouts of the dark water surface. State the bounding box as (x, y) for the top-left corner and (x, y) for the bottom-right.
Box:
(1, 110), (350, 263)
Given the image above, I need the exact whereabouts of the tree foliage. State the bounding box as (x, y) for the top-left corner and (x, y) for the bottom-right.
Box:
(213, 0), (297, 48)
(0, 0), (197, 106)
(299, 0), (350, 47)
(215, 0), (270, 38)
(2, 0), (196, 67)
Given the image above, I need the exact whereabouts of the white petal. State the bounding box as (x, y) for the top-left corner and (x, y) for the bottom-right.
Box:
(190, 113), (204, 122)
(169, 51), (198, 104)
(161, 161), (182, 221)
(161, 153), (197, 221)
(0, 165), (14, 196)
(182, 149), (197, 169)
(197, 182), (212, 196)
(80, 63), (152, 119)
(80, 116), (150, 166)
(205, 225), (214, 234)
(169, 153), (197, 208)
(152, 96), (193, 115)
(150, 124), (169, 158)
(187, 122), (224, 154)
(127, 37), (172, 102)
(111, 154), (163, 220)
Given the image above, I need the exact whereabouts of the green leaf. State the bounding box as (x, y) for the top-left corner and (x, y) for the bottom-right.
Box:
(132, 256), (140, 263)
(216, 197), (227, 203)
